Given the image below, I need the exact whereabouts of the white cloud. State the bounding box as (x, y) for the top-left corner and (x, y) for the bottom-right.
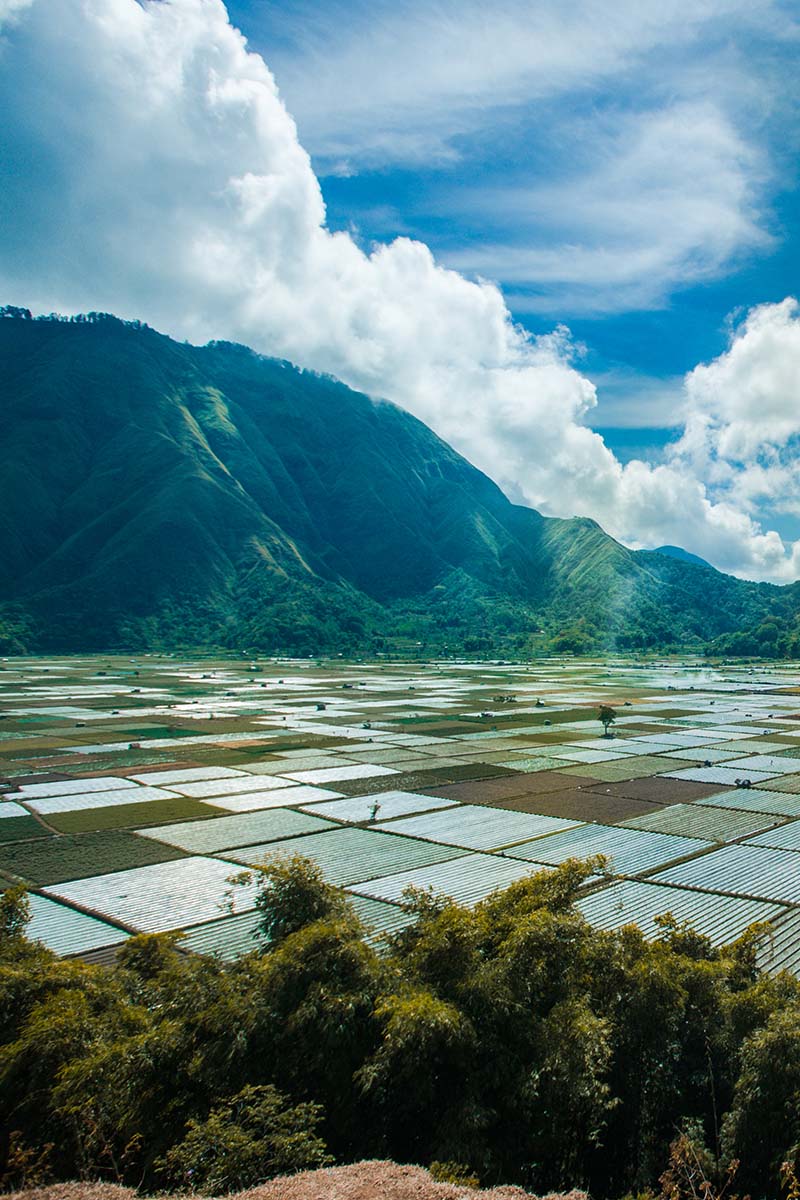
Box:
(581, 371), (685, 430)
(1, 0), (800, 582)
(671, 299), (800, 536)
(445, 102), (770, 313)
(256, 0), (793, 312)
(0, 0), (32, 24)
(259, 0), (789, 167)
(571, 298), (800, 581)
(681, 298), (800, 462)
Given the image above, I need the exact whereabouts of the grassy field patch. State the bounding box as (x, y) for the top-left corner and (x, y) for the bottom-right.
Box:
(0, 814), (52, 843)
(334, 762), (524, 796)
(0, 830), (188, 885)
(48, 797), (227, 833)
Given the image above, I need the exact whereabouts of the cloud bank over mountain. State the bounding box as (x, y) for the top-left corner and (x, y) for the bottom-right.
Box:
(0, 0), (798, 580)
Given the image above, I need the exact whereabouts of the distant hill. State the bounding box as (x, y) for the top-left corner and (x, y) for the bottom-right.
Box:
(653, 545), (713, 570)
(1, 308), (798, 655)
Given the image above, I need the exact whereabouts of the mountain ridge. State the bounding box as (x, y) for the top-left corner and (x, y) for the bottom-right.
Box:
(1, 307), (797, 656)
(653, 544), (713, 570)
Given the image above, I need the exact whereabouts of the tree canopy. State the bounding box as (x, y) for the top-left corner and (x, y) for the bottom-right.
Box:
(1, 855), (798, 1196)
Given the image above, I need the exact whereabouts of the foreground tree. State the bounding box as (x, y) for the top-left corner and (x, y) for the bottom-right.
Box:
(722, 1005), (800, 1195)
(1, 856), (798, 1196)
(228, 853), (350, 946)
(229, 855), (386, 1158)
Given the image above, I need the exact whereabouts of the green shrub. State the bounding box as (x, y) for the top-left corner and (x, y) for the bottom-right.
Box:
(158, 1084), (331, 1193)
(429, 1160), (480, 1187)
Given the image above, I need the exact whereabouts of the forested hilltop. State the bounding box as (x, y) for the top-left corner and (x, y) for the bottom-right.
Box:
(2, 857), (800, 1198)
(2, 308), (800, 657)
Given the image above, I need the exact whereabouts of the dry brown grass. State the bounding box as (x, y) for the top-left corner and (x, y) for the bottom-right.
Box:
(238, 1161), (531, 1198)
(5, 1161), (587, 1200)
(5, 1187), (136, 1200)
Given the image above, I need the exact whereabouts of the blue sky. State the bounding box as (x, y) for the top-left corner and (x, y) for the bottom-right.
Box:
(226, 0), (800, 501)
(2, 0), (800, 578)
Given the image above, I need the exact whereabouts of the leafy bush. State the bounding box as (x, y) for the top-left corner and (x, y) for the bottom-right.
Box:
(159, 1084), (331, 1192)
(429, 1160), (480, 1187)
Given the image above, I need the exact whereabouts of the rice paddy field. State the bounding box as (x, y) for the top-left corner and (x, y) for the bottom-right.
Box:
(4, 653), (800, 973)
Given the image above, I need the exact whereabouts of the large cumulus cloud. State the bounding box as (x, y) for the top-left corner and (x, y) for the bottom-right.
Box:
(0, 0), (798, 581)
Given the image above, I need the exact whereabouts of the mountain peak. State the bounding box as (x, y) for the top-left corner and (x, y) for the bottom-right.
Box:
(653, 545), (713, 570)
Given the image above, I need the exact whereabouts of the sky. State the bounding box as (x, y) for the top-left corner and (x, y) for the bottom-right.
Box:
(1, 0), (800, 581)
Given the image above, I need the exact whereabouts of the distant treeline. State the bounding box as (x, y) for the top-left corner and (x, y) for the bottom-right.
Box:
(2, 857), (800, 1197)
(705, 613), (800, 659)
(0, 305), (149, 328)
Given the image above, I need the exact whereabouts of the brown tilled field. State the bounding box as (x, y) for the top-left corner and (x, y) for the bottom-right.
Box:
(488, 787), (665, 822)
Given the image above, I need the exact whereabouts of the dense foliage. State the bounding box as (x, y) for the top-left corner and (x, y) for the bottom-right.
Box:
(2, 860), (800, 1197)
(706, 613), (800, 660)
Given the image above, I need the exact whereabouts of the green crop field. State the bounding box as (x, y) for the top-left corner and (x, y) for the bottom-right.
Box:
(48, 798), (227, 833)
(0, 829), (188, 886)
(0, 815), (50, 843)
(1, 652), (800, 978)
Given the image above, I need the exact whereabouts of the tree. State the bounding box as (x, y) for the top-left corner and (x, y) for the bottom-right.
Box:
(356, 989), (477, 1164)
(229, 866), (386, 1156)
(0, 887), (31, 943)
(228, 853), (349, 947)
(599, 704), (617, 737)
(2, 851), (800, 1197)
(722, 1006), (800, 1194)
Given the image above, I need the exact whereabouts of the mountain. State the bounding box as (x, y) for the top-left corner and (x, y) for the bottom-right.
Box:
(1, 308), (798, 655)
(653, 545), (712, 569)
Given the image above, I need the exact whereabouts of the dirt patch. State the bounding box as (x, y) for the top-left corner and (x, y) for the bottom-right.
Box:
(6, 1187), (136, 1200)
(484, 789), (666, 824)
(425, 771), (580, 804)
(516, 731), (595, 745)
(558, 756), (690, 782)
(335, 764), (524, 798)
(582, 776), (733, 804)
(122, 760), (202, 776)
(632, 708), (699, 719)
(0, 772), (73, 788)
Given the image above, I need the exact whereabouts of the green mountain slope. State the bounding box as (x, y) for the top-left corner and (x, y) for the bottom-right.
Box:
(1, 308), (798, 654)
(653, 544), (712, 569)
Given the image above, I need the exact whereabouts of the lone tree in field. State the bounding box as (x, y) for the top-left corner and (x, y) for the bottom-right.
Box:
(599, 704), (617, 737)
